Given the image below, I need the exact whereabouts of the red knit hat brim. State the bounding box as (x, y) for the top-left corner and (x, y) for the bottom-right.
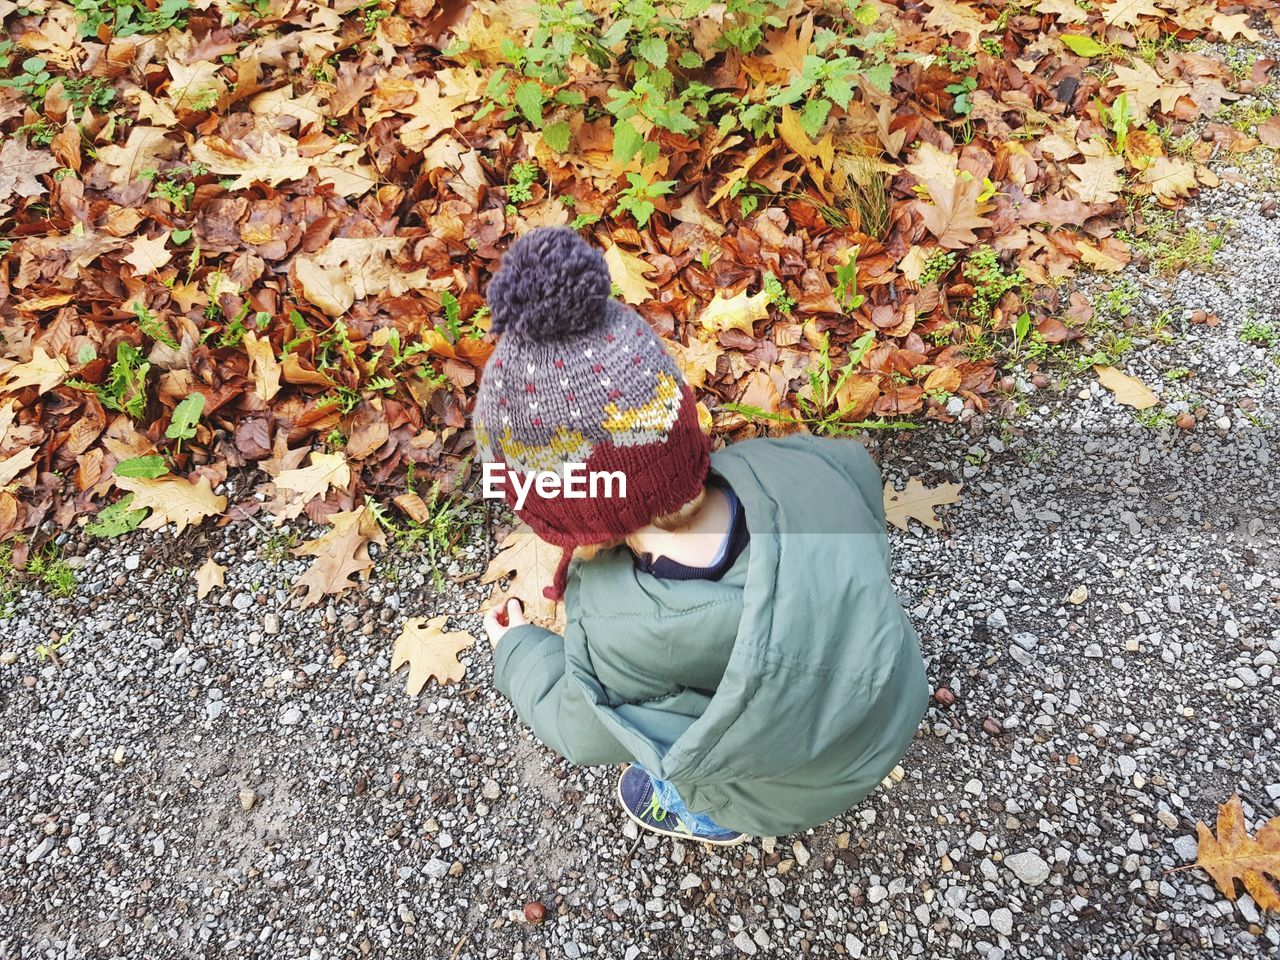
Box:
(495, 385), (710, 600)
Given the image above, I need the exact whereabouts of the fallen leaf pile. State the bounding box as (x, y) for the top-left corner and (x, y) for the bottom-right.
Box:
(1192, 794), (1280, 913)
(0, 0), (1275, 604)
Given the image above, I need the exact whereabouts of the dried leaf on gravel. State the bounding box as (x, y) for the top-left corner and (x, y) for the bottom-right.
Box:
(1194, 794), (1280, 912)
(291, 506), (385, 607)
(481, 524), (565, 631)
(272, 451), (351, 507)
(390, 616), (475, 693)
(1094, 365), (1158, 409)
(1259, 117), (1280, 149)
(883, 479), (963, 531)
(194, 558), (227, 599)
(1140, 157), (1198, 201)
(113, 475), (227, 535)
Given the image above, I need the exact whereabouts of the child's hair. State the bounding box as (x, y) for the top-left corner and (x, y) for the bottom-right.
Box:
(574, 488), (708, 563)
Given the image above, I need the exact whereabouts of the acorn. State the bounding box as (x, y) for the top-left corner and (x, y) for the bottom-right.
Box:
(523, 901), (546, 924)
(932, 686), (956, 707)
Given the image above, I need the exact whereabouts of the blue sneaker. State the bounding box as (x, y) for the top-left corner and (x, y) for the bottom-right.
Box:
(616, 765), (746, 846)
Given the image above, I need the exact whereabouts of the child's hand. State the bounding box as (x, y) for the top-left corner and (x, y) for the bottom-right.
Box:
(483, 598), (526, 649)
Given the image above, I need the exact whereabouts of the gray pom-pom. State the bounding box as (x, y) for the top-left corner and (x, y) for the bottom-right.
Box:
(487, 228), (612, 343)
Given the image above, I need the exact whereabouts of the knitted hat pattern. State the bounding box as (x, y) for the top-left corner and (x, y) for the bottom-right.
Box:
(474, 228), (710, 600)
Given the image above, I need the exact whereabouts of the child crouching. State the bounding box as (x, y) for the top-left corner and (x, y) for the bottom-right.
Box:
(476, 228), (927, 843)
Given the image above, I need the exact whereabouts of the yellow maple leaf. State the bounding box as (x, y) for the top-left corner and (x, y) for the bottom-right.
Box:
(921, 0), (990, 50)
(2, 346), (69, 395)
(1066, 154), (1125, 204)
(603, 243), (656, 306)
(1109, 61), (1191, 123)
(390, 616), (475, 693)
(114, 475), (227, 535)
(269, 450), (351, 520)
(665, 335), (723, 390)
(1033, 0), (1089, 23)
(123, 231), (172, 276)
(293, 237), (444, 317)
(913, 174), (995, 249)
(698, 288), (772, 336)
(164, 59), (227, 113)
(1211, 12), (1262, 42)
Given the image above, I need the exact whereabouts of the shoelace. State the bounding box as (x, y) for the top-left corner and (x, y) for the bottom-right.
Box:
(641, 794), (669, 823)
(643, 793), (698, 836)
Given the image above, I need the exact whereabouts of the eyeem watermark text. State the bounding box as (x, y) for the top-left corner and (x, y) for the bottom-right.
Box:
(482, 463), (626, 510)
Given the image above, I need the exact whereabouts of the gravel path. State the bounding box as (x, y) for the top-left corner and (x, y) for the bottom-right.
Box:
(4, 150), (1280, 960)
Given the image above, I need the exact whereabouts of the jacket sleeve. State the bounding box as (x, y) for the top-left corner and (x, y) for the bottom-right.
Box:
(492, 623), (632, 765)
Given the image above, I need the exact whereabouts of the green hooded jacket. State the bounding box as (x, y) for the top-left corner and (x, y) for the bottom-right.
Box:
(493, 435), (928, 836)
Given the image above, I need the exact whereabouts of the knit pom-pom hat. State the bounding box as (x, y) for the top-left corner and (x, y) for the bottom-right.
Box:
(474, 227), (710, 601)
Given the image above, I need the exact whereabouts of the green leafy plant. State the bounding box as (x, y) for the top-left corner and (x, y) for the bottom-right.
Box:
(962, 247), (1024, 322)
(115, 455), (169, 478)
(1241, 319), (1278, 348)
(833, 248), (865, 311)
(739, 25), (895, 138)
(25, 543), (77, 598)
(166, 393), (205, 452)
(1099, 91), (1134, 154)
(365, 479), (479, 588)
(86, 494), (148, 537)
(70, 0), (190, 36)
(133, 303), (179, 350)
(0, 57), (55, 102)
(726, 331), (914, 435)
(141, 162), (206, 213)
(613, 172), (677, 228)
(505, 160), (540, 208)
(69, 343), (151, 419)
(34, 631), (72, 662)
(919, 250), (958, 286)
(762, 272), (794, 314)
